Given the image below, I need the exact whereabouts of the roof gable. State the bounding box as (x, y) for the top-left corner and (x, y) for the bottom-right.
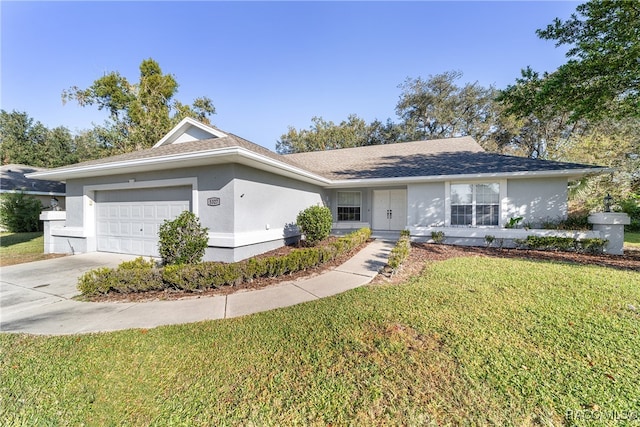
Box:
(153, 117), (227, 148)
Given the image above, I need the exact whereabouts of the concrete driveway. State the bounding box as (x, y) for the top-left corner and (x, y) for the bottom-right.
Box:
(0, 253), (139, 334)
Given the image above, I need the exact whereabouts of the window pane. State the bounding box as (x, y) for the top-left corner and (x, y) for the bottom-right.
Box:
(337, 207), (361, 221)
(451, 184), (473, 205)
(451, 205), (472, 226)
(476, 205), (499, 226)
(475, 183), (499, 204)
(337, 192), (361, 207)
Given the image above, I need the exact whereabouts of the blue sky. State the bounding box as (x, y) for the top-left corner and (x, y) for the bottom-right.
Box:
(2, 1), (579, 152)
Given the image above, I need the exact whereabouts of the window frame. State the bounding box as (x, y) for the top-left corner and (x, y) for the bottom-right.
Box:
(446, 181), (504, 227)
(336, 191), (362, 222)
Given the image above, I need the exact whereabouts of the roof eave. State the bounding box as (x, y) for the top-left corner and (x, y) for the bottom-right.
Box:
(325, 167), (612, 188)
(0, 189), (66, 196)
(26, 147), (331, 186)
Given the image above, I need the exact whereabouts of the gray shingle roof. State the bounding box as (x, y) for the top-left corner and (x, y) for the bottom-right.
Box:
(1, 164), (66, 194)
(284, 136), (602, 179)
(29, 133), (604, 183)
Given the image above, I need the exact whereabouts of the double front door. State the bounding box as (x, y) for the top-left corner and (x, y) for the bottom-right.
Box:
(372, 189), (407, 231)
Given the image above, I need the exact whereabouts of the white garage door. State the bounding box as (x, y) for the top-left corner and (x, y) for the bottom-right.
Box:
(96, 187), (191, 257)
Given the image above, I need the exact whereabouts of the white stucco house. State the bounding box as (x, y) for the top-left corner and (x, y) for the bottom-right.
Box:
(29, 118), (612, 262)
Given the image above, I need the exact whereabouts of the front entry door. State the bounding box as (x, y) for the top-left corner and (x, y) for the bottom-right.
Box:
(373, 189), (407, 230)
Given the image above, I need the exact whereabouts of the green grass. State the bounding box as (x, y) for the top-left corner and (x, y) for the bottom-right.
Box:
(625, 231), (640, 248)
(0, 231), (43, 251)
(0, 232), (52, 266)
(1, 257), (639, 425)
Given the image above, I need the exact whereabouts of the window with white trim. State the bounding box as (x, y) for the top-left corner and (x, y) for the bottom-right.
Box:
(450, 183), (499, 226)
(337, 192), (361, 221)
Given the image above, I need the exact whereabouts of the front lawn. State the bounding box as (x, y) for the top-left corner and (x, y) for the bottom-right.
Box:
(0, 232), (64, 266)
(1, 256), (638, 425)
(0, 231), (64, 267)
(625, 231), (640, 248)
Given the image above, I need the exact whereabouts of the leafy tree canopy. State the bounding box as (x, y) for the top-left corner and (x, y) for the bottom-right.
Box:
(276, 115), (401, 154)
(62, 58), (216, 153)
(396, 71), (499, 145)
(502, 0), (640, 121)
(278, 71), (501, 154)
(0, 110), (104, 167)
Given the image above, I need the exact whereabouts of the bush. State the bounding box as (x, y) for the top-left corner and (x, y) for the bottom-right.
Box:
(388, 230), (411, 272)
(514, 236), (608, 254)
(577, 238), (609, 254)
(77, 266), (164, 295)
(540, 214), (591, 231)
(618, 195), (640, 232)
(0, 192), (43, 232)
(296, 205), (333, 246)
(78, 228), (372, 297)
(484, 235), (495, 248)
(431, 231), (445, 244)
(158, 211), (209, 265)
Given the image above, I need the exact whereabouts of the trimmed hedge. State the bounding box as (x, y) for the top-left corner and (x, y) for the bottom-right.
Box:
(387, 230), (411, 272)
(78, 228), (372, 296)
(514, 236), (608, 254)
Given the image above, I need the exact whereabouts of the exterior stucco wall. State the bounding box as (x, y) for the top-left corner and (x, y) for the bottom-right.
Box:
(407, 182), (445, 227)
(57, 164), (324, 261)
(232, 164), (324, 235)
(506, 178), (568, 226)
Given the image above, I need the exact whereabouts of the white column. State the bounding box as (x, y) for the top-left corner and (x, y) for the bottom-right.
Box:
(40, 211), (67, 253)
(588, 212), (630, 255)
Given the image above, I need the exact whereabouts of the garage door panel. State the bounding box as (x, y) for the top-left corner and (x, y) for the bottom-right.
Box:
(143, 205), (155, 220)
(120, 222), (131, 235)
(170, 204), (186, 217)
(119, 206), (130, 219)
(142, 223), (157, 239)
(96, 187), (190, 257)
(156, 205), (170, 218)
(131, 206), (143, 219)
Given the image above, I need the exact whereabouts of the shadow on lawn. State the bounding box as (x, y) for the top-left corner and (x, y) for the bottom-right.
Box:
(0, 232), (43, 248)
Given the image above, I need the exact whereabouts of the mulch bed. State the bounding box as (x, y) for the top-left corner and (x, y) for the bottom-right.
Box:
(372, 243), (640, 286)
(88, 240), (639, 303)
(87, 237), (371, 303)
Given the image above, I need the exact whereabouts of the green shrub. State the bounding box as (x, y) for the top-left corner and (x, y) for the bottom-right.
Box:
(576, 238), (608, 254)
(504, 217), (523, 229)
(388, 232), (411, 272)
(618, 195), (640, 232)
(514, 235), (608, 254)
(77, 267), (116, 296)
(77, 266), (164, 296)
(541, 214), (591, 231)
(431, 230), (445, 244)
(296, 205), (333, 246)
(558, 213), (591, 230)
(78, 228), (372, 296)
(158, 211), (209, 265)
(0, 192), (43, 232)
(484, 235), (495, 248)
(119, 257), (156, 270)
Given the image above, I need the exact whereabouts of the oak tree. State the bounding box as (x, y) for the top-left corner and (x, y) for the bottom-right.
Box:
(63, 59), (215, 153)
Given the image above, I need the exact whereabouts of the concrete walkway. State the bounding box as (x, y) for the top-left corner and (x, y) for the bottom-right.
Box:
(0, 240), (394, 335)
